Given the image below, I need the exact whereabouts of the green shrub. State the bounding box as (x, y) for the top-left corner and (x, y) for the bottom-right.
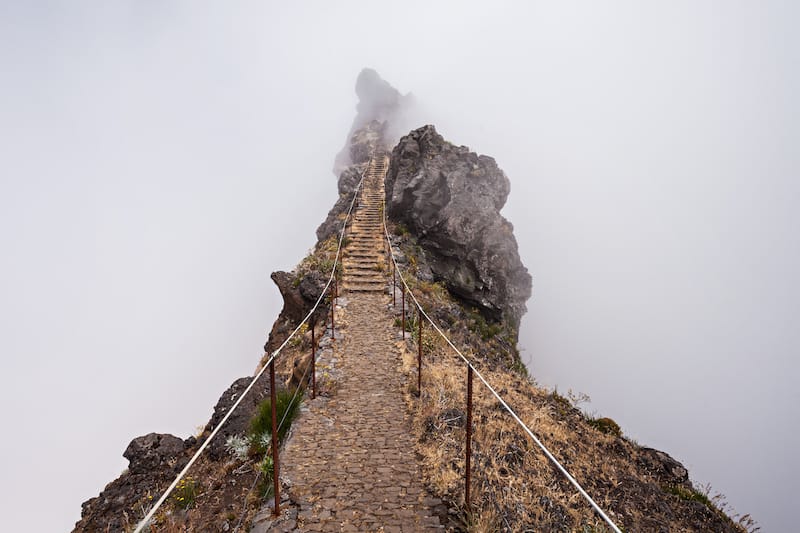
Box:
(258, 455), (275, 498)
(250, 389), (303, 453)
(587, 417), (622, 437)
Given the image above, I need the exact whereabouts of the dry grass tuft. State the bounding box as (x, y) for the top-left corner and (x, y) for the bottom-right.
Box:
(391, 233), (751, 531)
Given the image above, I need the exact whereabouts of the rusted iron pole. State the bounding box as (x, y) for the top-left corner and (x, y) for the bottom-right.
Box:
(401, 284), (405, 339)
(465, 365), (474, 514)
(311, 324), (316, 399)
(269, 359), (280, 515)
(418, 305), (423, 394)
(392, 260), (396, 307)
(330, 295), (335, 341)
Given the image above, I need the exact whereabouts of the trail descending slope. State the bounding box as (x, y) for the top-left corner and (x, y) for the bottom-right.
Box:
(274, 157), (446, 532)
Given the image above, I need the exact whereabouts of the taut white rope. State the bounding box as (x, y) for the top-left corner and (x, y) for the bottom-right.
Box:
(133, 165), (369, 533)
(381, 192), (622, 533)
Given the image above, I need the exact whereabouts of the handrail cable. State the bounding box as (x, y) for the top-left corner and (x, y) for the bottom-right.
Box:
(133, 165), (369, 533)
(381, 175), (622, 533)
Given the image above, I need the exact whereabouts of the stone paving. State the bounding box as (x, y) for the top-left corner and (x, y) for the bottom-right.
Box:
(250, 157), (447, 532)
(279, 293), (446, 532)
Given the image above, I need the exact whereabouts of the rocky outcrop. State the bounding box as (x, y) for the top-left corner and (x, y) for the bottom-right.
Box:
(124, 433), (188, 475)
(316, 162), (366, 242)
(333, 68), (417, 175)
(75, 433), (194, 531)
(264, 270), (328, 353)
(203, 375), (272, 460)
(385, 125), (532, 329)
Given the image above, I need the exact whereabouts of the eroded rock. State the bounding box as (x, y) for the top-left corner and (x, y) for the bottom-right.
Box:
(124, 433), (186, 474)
(264, 270), (327, 353)
(203, 375), (271, 460)
(334, 69), (414, 174)
(385, 125), (532, 328)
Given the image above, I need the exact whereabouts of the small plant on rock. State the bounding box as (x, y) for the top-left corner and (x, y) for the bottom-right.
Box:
(224, 434), (251, 461)
(172, 476), (199, 510)
(258, 455), (275, 498)
(587, 417), (622, 437)
(249, 389), (304, 454)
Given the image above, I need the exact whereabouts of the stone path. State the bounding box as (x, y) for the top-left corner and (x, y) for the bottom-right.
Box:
(252, 157), (447, 532)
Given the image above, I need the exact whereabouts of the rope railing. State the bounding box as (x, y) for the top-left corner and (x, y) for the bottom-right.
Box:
(381, 174), (622, 533)
(132, 164), (369, 533)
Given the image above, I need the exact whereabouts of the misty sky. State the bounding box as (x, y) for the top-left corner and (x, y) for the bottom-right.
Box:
(1, 2), (797, 531)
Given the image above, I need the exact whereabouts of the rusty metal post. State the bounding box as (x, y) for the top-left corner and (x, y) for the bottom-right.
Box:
(311, 324), (316, 399)
(401, 284), (405, 339)
(334, 271), (338, 300)
(330, 294), (335, 341)
(465, 365), (474, 514)
(269, 359), (280, 515)
(418, 306), (423, 393)
(392, 260), (396, 307)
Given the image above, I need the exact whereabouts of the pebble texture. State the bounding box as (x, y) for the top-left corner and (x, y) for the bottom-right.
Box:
(276, 157), (446, 532)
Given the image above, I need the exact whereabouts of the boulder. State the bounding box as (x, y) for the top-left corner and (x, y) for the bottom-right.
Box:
(638, 447), (691, 487)
(123, 433), (186, 474)
(264, 270), (328, 354)
(385, 125), (532, 328)
(203, 375), (271, 460)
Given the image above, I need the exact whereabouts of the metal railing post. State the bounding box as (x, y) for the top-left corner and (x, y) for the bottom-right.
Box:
(418, 305), (423, 394)
(401, 284), (405, 339)
(311, 325), (316, 399)
(334, 271), (338, 300)
(392, 259), (396, 307)
(330, 289), (335, 341)
(465, 365), (474, 514)
(269, 359), (280, 515)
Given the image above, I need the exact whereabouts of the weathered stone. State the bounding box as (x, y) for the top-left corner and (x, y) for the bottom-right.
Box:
(385, 125), (532, 328)
(203, 375), (271, 460)
(334, 68), (413, 174)
(638, 447), (691, 487)
(123, 433), (186, 474)
(264, 270), (328, 353)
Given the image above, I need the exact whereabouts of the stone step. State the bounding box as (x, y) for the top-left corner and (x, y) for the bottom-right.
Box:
(346, 248), (381, 254)
(343, 277), (385, 285)
(343, 284), (386, 293)
(343, 263), (383, 271)
(345, 271), (384, 279)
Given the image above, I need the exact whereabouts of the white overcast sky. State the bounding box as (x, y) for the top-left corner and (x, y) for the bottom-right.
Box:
(1, 2), (797, 531)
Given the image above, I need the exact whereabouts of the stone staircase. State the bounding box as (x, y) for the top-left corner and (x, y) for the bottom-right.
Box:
(342, 156), (389, 294)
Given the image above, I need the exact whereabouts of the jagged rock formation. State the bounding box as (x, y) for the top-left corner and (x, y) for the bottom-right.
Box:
(263, 270), (327, 354)
(74, 68), (748, 533)
(333, 68), (417, 175)
(76, 433), (194, 531)
(124, 433), (189, 475)
(385, 124), (532, 329)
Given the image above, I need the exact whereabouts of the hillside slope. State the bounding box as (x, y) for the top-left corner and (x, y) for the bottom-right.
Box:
(73, 69), (751, 533)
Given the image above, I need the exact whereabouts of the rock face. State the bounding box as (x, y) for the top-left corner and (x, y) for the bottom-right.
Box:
(124, 433), (187, 475)
(385, 125), (532, 329)
(203, 375), (272, 460)
(264, 270), (328, 353)
(75, 433), (194, 531)
(316, 161), (366, 242)
(333, 68), (417, 175)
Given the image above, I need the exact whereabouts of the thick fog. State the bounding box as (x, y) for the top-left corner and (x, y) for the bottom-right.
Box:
(1, 2), (797, 531)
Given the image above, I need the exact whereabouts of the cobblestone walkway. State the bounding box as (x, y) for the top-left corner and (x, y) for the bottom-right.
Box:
(256, 156), (446, 532)
(280, 293), (445, 532)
